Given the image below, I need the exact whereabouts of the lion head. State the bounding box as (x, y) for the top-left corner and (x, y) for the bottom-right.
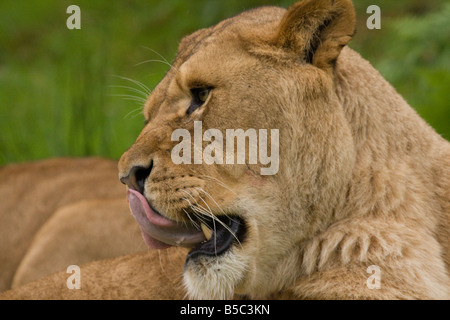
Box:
(118, 0), (450, 300)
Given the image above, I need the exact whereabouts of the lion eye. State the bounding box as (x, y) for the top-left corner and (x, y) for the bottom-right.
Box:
(187, 88), (211, 115)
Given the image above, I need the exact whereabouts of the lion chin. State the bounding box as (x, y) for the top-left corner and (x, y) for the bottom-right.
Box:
(1, 0), (449, 300)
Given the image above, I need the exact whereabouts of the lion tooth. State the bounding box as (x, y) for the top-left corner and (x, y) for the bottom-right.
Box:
(201, 223), (213, 241)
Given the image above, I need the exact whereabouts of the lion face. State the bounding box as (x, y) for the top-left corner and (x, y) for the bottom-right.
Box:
(119, 0), (356, 299)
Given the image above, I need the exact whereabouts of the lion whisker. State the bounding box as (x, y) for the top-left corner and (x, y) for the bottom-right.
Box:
(195, 194), (241, 250)
(140, 46), (177, 71)
(134, 59), (173, 69)
(198, 175), (237, 195)
(194, 188), (242, 248)
(182, 208), (200, 229)
(108, 85), (149, 98)
(181, 194), (214, 230)
(110, 75), (152, 95)
(195, 193), (219, 255)
(194, 187), (239, 224)
(120, 106), (144, 119)
(109, 94), (147, 104)
(180, 189), (212, 217)
(180, 190), (242, 250)
(157, 249), (167, 276)
(183, 200), (213, 228)
(182, 201), (211, 227)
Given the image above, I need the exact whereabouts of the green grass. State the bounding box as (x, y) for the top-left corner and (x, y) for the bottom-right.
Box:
(1, 0), (449, 165)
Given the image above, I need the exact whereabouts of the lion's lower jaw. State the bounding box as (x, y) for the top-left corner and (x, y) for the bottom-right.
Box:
(183, 251), (249, 300)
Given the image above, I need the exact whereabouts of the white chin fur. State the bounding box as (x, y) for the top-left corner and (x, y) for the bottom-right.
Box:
(183, 250), (248, 300)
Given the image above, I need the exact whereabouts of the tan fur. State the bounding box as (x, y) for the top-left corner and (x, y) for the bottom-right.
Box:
(0, 158), (143, 292)
(1, 0), (449, 299)
(2, 249), (187, 300)
(11, 198), (142, 288)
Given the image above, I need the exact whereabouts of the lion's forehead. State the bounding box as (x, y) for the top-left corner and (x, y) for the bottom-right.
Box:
(176, 6), (286, 64)
(143, 6), (287, 120)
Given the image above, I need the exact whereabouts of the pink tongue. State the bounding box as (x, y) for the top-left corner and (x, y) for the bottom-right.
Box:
(127, 189), (205, 249)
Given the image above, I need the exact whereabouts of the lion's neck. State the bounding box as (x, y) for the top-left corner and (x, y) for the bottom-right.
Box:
(324, 46), (450, 269)
(334, 47), (449, 221)
(277, 48), (450, 299)
(336, 47), (443, 155)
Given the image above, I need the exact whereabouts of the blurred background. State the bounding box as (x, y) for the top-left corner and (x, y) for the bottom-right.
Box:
(0, 0), (449, 165)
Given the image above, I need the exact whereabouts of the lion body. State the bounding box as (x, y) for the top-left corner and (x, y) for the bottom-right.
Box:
(1, 0), (449, 299)
(0, 158), (143, 292)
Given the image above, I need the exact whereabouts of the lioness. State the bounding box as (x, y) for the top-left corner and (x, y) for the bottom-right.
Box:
(2, 0), (449, 299)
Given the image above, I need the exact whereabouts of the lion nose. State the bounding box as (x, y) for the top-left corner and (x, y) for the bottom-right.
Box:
(120, 161), (153, 194)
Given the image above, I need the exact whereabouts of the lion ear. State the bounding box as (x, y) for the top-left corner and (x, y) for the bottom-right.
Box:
(274, 0), (356, 70)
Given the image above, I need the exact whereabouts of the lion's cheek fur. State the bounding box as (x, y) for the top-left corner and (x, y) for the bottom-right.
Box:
(276, 72), (357, 237)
